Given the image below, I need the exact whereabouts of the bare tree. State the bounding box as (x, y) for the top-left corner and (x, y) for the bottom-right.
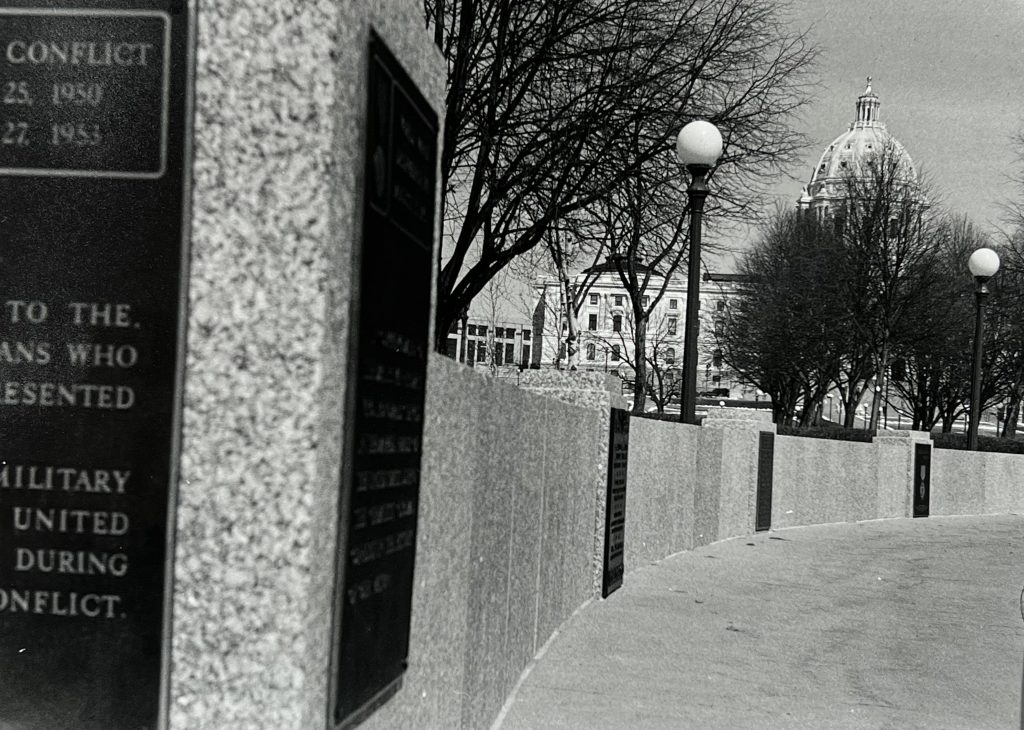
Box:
(425, 0), (816, 351)
(835, 143), (940, 430)
(595, 133), (694, 413)
(992, 130), (1024, 436)
(473, 270), (514, 375)
(886, 215), (992, 431)
(540, 214), (610, 371)
(587, 308), (682, 413)
(718, 210), (848, 425)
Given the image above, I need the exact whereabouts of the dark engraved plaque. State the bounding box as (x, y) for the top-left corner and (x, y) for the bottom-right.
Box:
(755, 431), (774, 532)
(0, 1), (193, 729)
(913, 442), (930, 518)
(330, 32), (437, 729)
(602, 408), (629, 598)
(0, 8), (168, 177)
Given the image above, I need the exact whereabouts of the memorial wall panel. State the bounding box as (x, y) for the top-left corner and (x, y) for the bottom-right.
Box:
(330, 32), (437, 729)
(0, 2), (193, 728)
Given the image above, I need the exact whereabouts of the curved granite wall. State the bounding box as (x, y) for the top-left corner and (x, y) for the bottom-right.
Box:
(370, 357), (1024, 730)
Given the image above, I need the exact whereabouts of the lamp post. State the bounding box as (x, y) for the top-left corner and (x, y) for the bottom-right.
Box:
(967, 247), (1000, 450)
(676, 120), (723, 424)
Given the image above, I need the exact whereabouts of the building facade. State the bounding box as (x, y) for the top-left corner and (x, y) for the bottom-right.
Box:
(531, 260), (752, 402)
(443, 317), (534, 373)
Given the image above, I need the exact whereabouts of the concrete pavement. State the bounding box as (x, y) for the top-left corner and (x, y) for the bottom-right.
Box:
(496, 515), (1024, 729)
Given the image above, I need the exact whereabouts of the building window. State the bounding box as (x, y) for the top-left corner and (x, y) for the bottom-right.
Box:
(611, 345), (620, 361)
(712, 348), (723, 368)
(669, 299), (677, 309)
(523, 329), (531, 341)
(614, 295), (623, 307)
(590, 293), (598, 305)
(495, 344), (504, 366)
(446, 338), (458, 359)
(468, 324), (476, 336)
(505, 343), (514, 364)
(665, 347), (676, 365)
(613, 315), (622, 332)
(494, 327), (503, 339)
(716, 300), (726, 311)
(714, 319), (724, 336)
(522, 345), (531, 367)
(588, 313), (597, 330)
(586, 343), (596, 360)
(642, 295), (649, 308)
(477, 342), (486, 362)
(667, 317), (677, 335)
(467, 345), (475, 366)
(712, 374), (721, 384)
(478, 325), (487, 336)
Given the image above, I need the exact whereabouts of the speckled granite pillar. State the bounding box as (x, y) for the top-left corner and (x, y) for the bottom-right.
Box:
(170, 2), (443, 728)
(874, 429), (931, 518)
(517, 370), (628, 597)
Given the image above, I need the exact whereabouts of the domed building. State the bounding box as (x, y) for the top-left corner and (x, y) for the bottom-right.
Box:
(798, 78), (919, 219)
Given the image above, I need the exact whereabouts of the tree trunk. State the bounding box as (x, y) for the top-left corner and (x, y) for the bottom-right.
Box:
(868, 347), (889, 432)
(1002, 395), (1020, 438)
(561, 277), (579, 371)
(841, 386), (860, 428)
(940, 405), (955, 433)
(630, 317), (648, 415)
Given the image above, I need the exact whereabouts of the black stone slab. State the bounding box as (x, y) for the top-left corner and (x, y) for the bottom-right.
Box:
(330, 31), (437, 729)
(755, 432), (774, 532)
(0, 2), (194, 728)
(913, 442), (931, 518)
(602, 408), (629, 598)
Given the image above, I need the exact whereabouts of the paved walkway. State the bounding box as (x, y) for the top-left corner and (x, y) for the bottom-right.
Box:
(496, 515), (1024, 729)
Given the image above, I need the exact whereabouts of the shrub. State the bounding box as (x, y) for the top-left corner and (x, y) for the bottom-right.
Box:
(695, 398), (772, 409)
(777, 425), (874, 443)
(632, 411), (704, 424)
(930, 432), (1024, 454)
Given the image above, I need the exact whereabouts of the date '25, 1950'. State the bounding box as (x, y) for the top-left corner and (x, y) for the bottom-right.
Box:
(2, 81), (105, 108)
(0, 121), (102, 147)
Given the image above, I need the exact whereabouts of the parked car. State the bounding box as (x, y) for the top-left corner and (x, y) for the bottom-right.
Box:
(698, 388), (730, 398)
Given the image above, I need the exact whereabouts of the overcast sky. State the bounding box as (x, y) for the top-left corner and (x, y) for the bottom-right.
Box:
(753, 0), (1024, 240)
(494, 1), (1024, 315)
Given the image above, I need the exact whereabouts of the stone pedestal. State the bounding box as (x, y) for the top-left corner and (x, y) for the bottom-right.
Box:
(517, 369), (629, 411)
(874, 430), (932, 517)
(518, 370), (628, 597)
(170, 3), (444, 728)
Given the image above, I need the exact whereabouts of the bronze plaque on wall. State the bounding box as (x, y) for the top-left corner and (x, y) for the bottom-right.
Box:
(913, 442), (930, 518)
(0, 2), (194, 728)
(331, 31), (437, 729)
(602, 408), (629, 598)
(755, 431), (774, 531)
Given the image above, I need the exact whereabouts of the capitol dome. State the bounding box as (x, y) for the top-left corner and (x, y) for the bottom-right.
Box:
(799, 79), (917, 215)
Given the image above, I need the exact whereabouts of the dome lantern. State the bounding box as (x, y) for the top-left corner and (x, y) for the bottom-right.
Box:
(855, 76), (880, 125)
